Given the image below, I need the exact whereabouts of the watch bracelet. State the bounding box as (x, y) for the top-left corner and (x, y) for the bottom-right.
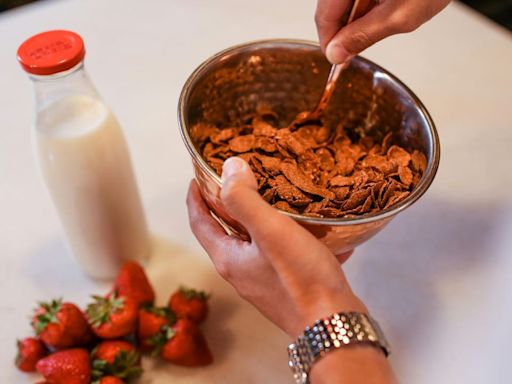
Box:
(288, 312), (389, 384)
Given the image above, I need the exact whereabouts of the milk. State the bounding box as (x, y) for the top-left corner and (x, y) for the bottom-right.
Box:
(35, 95), (149, 279)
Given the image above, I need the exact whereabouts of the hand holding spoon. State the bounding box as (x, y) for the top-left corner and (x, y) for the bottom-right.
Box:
(292, 0), (376, 126)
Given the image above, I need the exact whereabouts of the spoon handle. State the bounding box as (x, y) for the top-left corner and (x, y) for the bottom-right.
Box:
(312, 0), (376, 118)
(312, 63), (345, 117)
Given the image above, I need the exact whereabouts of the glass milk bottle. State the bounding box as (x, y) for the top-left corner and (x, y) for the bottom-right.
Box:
(17, 30), (149, 279)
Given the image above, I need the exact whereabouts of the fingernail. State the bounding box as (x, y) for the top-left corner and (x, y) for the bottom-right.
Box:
(222, 157), (246, 182)
(326, 41), (351, 64)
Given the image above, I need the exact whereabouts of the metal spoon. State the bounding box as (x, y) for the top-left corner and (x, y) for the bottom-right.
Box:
(292, 0), (375, 126)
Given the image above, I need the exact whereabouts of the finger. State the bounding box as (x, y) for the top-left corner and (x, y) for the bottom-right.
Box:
(187, 180), (258, 281)
(220, 158), (339, 276)
(315, 0), (353, 52)
(220, 157), (306, 245)
(325, 2), (402, 64)
(186, 180), (234, 256)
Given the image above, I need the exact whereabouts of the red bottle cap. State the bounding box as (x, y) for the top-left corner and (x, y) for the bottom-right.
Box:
(17, 30), (85, 76)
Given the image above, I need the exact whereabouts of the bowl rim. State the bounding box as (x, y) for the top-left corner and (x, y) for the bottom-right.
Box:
(178, 38), (440, 226)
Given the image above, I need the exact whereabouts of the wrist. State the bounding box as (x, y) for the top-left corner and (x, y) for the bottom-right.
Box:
(289, 292), (368, 338)
(310, 345), (395, 384)
(287, 310), (394, 384)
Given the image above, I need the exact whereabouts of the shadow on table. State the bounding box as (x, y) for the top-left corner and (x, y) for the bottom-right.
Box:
(146, 236), (237, 367)
(22, 236), (111, 294)
(136, 237), (291, 383)
(346, 196), (504, 364)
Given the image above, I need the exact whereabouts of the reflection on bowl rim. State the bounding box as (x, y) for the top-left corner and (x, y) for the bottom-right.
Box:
(178, 39), (440, 227)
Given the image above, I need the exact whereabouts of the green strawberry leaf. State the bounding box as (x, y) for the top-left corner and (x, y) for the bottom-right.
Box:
(33, 298), (62, 334)
(91, 358), (109, 379)
(91, 351), (143, 381)
(112, 350), (143, 380)
(15, 340), (22, 366)
(86, 294), (125, 328)
(179, 286), (210, 301)
(141, 304), (177, 324)
(148, 325), (175, 357)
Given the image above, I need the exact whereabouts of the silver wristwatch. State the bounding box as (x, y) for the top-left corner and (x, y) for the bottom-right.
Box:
(287, 312), (390, 384)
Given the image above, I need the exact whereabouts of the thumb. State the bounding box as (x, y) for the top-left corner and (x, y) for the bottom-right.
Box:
(220, 157), (342, 281)
(220, 157), (298, 241)
(325, 3), (405, 64)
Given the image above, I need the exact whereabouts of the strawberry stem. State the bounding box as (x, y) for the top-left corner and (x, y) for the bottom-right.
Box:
(32, 298), (62, 334)
(86, 293), (125, 328)
(148, 325), (176, 357)
(179, 286), (210, 301)
(91, 351), (142, 381)
(141, 304), (176, 324)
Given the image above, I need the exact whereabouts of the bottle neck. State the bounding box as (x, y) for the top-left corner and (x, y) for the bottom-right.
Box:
(30, 62), (100, 112)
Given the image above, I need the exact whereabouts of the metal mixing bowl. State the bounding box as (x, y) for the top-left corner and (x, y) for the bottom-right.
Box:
(178, 39), (440, 255)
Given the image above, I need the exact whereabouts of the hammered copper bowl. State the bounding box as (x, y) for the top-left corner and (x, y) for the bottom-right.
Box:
(178, 39), (440, 255)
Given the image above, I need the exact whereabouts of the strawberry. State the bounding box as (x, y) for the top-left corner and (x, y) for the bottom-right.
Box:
(157, 319), (213, 366)
(32, 299), (92, 349)
(91, 340), (142, 382)
(98, 377), (125, 384)
(113, 261), (155, 307)
(168, 286), (209, 324)
(92, 340), (139, 365)
(86, 293), (138, 339)
(15, 337), (47, 372)
(138, 304), (176, 352)
(36, 348), (91, 384)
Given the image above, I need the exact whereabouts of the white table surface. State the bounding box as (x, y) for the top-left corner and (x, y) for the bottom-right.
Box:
(1, 0), (512, 383)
